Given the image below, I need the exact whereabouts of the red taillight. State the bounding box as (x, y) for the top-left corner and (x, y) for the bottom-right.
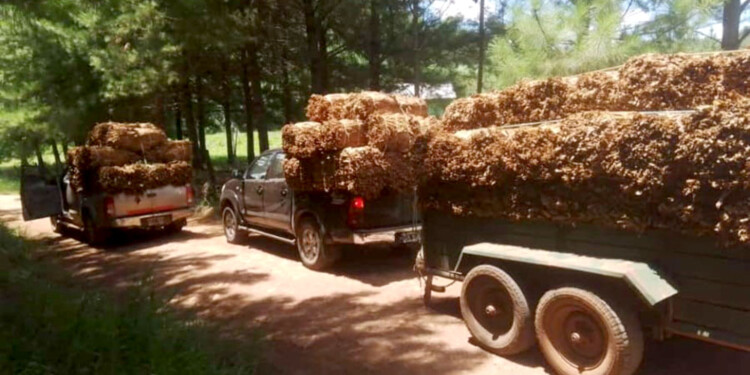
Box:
(351, 196), (365, 211)
(186, 185), (194, 205)
(347, 196), (365, 227)
(105, 197), (115, 217)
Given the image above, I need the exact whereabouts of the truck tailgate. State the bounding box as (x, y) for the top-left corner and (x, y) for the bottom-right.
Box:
(112, 185), (190, 217)
(359, 191), (418, 229)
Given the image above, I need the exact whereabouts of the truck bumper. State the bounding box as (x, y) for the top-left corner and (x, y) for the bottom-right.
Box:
(331, 224), (421, 245)
(111, 208), (192, 228)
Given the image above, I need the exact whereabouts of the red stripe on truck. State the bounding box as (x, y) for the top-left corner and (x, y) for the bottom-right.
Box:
(125, 205), (180, 216)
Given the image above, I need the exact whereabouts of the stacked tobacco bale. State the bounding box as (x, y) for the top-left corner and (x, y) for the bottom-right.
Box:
(68, 122), (192, 195)
(443, 52), (750, 131)
(283, 91), (436, 198)
(422, 99), (750, 246)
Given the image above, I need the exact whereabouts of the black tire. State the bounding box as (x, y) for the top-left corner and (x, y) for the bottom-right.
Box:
(460, 265), (536, 355)
(222, 206), (245, 244)
(83, 213), (109, 246)
(296, 218), (340, 270)
(50, 215), (63, 233)
(535, 287), (644, 375)
(166, 219), (187, 234)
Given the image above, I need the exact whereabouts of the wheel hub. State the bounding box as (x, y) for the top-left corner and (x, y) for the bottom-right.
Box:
(563, 312), (605, 361)
(485, 304), (498, 317)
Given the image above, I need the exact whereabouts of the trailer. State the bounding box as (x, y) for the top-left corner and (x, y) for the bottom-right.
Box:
(416, 210), (750, 375)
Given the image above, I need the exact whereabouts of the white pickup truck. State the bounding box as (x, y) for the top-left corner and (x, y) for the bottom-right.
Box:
(21, 167), (194, 245)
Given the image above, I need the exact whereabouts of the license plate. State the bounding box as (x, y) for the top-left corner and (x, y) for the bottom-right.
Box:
(396, 230), (420, 244)
(141, 214), (172, 227)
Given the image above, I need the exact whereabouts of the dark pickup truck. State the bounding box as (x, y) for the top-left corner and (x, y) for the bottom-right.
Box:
(219, 149), (421, 270)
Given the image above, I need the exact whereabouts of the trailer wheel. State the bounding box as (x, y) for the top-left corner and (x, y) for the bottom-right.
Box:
(296, 218), (340, 270)
(535, 287), (644, 375)
(460, 265), (535, 355)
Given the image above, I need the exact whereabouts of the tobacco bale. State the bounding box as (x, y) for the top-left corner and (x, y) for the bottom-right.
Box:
(145, 140), (192, 163)
(619, 53), (729, 110)
(366, 114), (417, 153)
(441, 93), (504, 131)
(88, 122), (167, 152)
(565, 71), (626, 112)
(282, 120), (366, 158)
(392, 94), (429, 117)
(67, 146), (140, 171)
(342, 91), (401, 121)
(423, 100), (750, 246)
(305, 94), (350, 122)
(722, 53), (750, 95)
(284, 147), (416, 198)
(97, 162), (192, 195)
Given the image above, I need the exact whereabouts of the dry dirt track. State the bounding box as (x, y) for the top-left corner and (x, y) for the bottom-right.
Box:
(1, 194), (748, 375)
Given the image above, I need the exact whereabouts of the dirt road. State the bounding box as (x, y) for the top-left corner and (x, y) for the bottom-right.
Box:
(1, 194), (747, 375)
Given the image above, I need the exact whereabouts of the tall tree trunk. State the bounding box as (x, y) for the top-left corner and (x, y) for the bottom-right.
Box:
(175, 106), (183, 140)
(411, 0), (421, 97)
(248, 46), (268, 152)
(477, 0), (486, 93)
(241, 48), (256, 163)
(368, 0), (382, 91)
(153, 93), (166, 129)
(196, 75), (208, 168)
(50, 140), (61, 172)
(181, 59), (201, 168)
(34, 140), (47, 176)
(302, 0), (324, 94)
(281, 52), (295, 124)
(61, 140), (68, 161)
(221, 61), (235, 165)
(722, 0), (745, 50)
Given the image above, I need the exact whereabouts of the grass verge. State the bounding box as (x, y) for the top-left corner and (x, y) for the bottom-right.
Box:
(0, 223), (260, 374)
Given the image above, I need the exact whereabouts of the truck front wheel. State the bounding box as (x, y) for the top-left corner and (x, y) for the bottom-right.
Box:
(535, 287), (644, 375)
(460, 265), (536, 355)
(296, 218), (340, 271)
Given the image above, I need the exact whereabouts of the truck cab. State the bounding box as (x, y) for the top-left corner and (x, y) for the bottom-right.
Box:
(219, 149), (421, 270)
(21, 165), (194, 246)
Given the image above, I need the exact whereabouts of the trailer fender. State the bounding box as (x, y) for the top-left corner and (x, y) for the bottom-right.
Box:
(456, 242), (678, 306)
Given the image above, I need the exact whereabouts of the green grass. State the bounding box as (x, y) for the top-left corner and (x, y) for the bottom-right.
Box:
(0, 164), (19, 194)
(205, 130), (282, 169)
(0, 222), (259, 374)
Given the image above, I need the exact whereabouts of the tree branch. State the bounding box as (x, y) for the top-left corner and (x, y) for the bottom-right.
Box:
(740, 27), (750, 43)
(742, 0), (750, 12)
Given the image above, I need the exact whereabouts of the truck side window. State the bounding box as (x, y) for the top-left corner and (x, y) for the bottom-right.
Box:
(266, 153), (285, 180)
(245, 154), (272, 180)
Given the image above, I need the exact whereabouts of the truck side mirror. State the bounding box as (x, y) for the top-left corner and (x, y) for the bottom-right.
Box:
(232, 169), (243, 179)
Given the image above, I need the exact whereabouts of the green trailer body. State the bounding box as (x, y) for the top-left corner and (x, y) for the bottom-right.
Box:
(421, 210), (750, 352)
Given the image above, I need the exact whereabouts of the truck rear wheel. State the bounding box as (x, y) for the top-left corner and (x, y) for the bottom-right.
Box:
(460, 265), (536, 355)
(296, 218), (340, 271)
(83, 213), (109, 247)
(222, 206), (245, 244)
(535, 287), (644, 375)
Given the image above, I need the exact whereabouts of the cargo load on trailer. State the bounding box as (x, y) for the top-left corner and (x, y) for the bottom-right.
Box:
(283, 92), (437, 198)
(443, 52), (750, 131)
(68, 122), (193, 194)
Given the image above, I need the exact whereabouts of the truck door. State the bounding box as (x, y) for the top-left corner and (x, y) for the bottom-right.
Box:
(242, 152), (272, 226)
(262, 152), (292, 232)
(20, 164), (63, 221)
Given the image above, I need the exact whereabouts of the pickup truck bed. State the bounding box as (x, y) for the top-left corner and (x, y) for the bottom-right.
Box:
(220, 149), (421, 270)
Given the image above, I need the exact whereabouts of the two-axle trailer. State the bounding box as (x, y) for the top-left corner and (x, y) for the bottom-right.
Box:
(417, 210), (750, 375)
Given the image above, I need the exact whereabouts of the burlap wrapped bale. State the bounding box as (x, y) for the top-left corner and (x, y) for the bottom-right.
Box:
(283, 146), (417, 198)
(304, 92), (428, 122)
(442, 51), (750, 131)
(67, 146), (140, 171)
(97, 162), (192, 195)
(282, 120), (366, 158)
(422, 100), (750, 246)
(88, 122), (167, 152)
(366, 114), (440, 153)
(306, 94), (350, 122)
(145, 140), (192, 163)
(393, 94), (429, 117)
